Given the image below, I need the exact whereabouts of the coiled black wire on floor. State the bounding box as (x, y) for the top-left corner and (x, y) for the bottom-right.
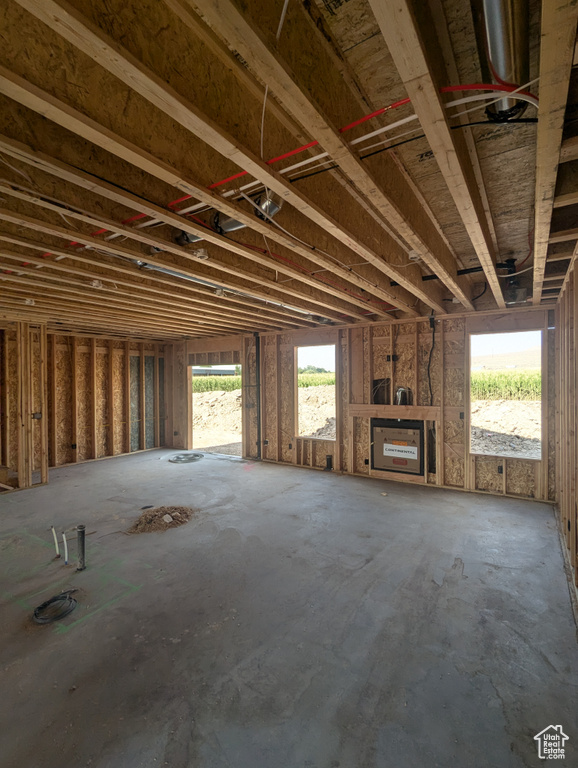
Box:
(33, 589), (78, 624)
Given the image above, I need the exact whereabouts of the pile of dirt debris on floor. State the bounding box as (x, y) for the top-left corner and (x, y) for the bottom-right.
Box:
(128, 506), (195, 533)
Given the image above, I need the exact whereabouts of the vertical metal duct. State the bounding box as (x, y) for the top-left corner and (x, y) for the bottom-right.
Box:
(471, 0), (529, 120)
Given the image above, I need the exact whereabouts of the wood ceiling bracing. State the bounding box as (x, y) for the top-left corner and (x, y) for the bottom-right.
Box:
(0, 0), (576, 338)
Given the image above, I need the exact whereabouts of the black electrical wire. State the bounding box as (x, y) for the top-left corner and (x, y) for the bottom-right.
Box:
(472, 282), (488, 301)
(289, 119), (538, 184)
(33, 589), (77, 624)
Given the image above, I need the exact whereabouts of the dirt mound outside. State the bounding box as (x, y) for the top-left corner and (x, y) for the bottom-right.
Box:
(192, 386), (337, 448)
(297, 385), (336, 440)
(128, 506), (196, 533)
(470, 399), (541, 459)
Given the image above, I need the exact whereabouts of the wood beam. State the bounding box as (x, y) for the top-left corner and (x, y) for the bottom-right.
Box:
(0, 276), (241, 336)
(3, 6), (432, 312)
(186, 0), (471, 309)
(366, 0), (504, 309)
(0, 72), (418, 318)
(0, 299), (213, 340)
(0, 207), (364, 323)
(560, 136), (578, 164)
(548, 252), (574, 262)
(532, 0), (578, 303)
(0, 134), (399, 319)
(0, 248), (288, 334)
(548, 229), (578, 245)
(553, 190), (578, 208)
(0, 257), (261, 336)
(0, 307), (184, 339)
(0, 179), (376, 322)
(0, 233), (312, 329)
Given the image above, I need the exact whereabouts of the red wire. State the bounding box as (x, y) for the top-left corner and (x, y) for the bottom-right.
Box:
(35, 81), (537, 298)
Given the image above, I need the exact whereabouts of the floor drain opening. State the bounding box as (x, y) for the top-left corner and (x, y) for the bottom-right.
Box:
(168, 453), (204, 464)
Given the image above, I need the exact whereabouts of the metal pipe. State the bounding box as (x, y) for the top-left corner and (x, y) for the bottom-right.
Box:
(471, 0), (529, 118)
(76, 524), (86, 571)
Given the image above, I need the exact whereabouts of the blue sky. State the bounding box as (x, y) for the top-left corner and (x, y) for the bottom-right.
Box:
(470, 330), (541, 358)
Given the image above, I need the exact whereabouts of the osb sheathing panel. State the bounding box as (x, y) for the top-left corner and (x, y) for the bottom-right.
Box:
(311, 440), (335, 469)
(371, 326), (392, 388)
(475, 457), (504, 494)
(547, 327), (556, 501)
(6, 333), (18, 471)
(55, 340), (73, 466)
(112, 350), (126, 456)
(76, 351), (92, 462)
(340, 335), (350, 471)
(444, 453), (465, 488)
(354, 417), (369, 475)
(145, 356), (155, 450)
(444, 368), (465, 408)
(130, 356), (141, 453)
(262, 338), (278, 462)
(418, 326), (441, 407)
(392, 331), (415, 393)
(349, 328), (365, 404)
(444, 419), (464, 444)
(243, 338), (259, 460)
(95, 349), (109, 458)
(279, 345), (295, 463)
(31, 332), (42, 472)
(506, 460), (536, 498)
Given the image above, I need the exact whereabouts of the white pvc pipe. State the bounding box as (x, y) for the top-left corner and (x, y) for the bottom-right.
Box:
(51, 526), (60, 557)
(62, 532), (68, 565)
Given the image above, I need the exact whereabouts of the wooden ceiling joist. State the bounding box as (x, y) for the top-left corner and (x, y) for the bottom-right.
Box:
(0, 179), (380, 324)
(0, 306), (184, 339)
(559, 136), (578, 164)
(0, 132), (403, 320)
(0, 233), (314, 328)
(7, 2), (438, 314)
(0, 207), (367, 324)
(366, 0), (504, 310)
(532, 0), (578, 303)
(0, 255), (286, 335)
(553, 191), (578, 208)
(188, 0), (472, 310)
(0, 247), (308, 332)
(548, 229), (578, 245)
(0, 290), (216, 337)
(0, 274), (244, 335)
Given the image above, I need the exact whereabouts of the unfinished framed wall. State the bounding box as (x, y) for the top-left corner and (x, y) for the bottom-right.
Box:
(556, 260), (578, 590)
(0, 322), (167, 491)
(0, 321), (48, 489)
(192, 307), (554, 501)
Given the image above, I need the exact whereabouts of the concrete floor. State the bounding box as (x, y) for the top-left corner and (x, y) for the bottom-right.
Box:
(0, 451), (577, 768)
